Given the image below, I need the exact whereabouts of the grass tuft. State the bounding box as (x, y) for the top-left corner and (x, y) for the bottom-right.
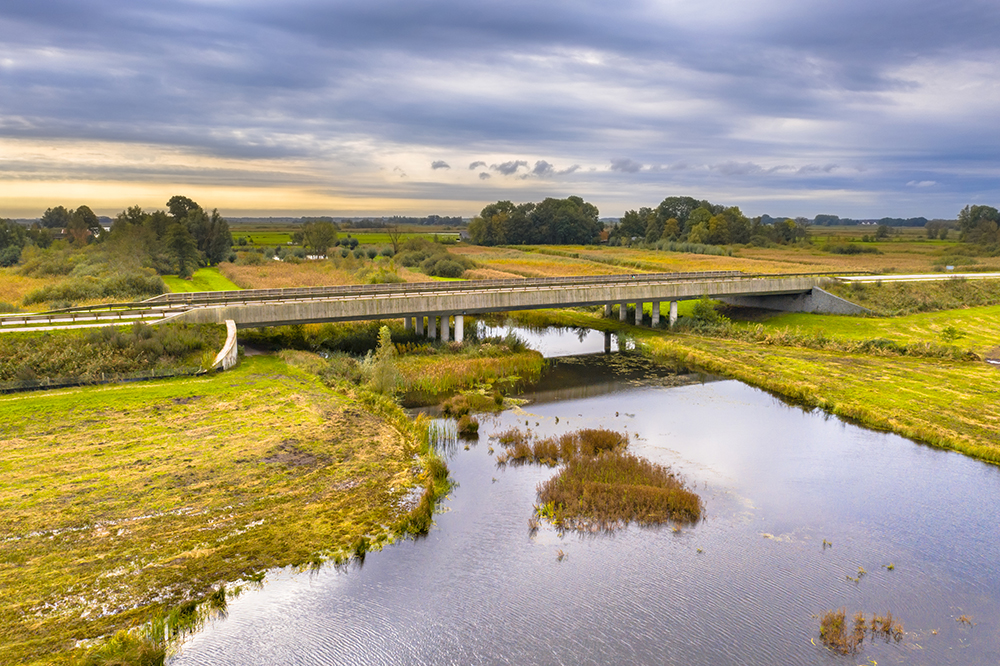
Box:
(494, 427), (701, 530)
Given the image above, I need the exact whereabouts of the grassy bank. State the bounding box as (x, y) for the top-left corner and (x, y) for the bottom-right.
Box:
(161, 267), (241, 293)
(0, 355), (444, 665)
(823, 278), (1000, 315)
(239, 320), (546, 402)
(0, 323), (226, 386)
(745, 304), (1000, 356)
(395, 344), (545, 398)
(500, 308), (1000, 465)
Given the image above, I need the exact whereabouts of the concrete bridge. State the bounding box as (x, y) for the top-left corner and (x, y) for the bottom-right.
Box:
(149, 271), (861, 342)
(0, 271), (865, 337)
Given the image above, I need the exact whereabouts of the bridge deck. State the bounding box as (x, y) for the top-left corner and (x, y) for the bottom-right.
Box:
(1, 271), (841, 331)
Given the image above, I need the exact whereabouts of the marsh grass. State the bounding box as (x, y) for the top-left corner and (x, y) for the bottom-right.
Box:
(455, 236), (1000, 276)
(0, 322), (226, 385)
(0, 354), (443, 664)
(494, 428), (701, 530)
(819, 609), (903, 654)
(396, 347), (544, 398)
(457, 414), (480, 438)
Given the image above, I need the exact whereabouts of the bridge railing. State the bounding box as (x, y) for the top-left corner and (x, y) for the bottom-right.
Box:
(143, 270), (748, 306)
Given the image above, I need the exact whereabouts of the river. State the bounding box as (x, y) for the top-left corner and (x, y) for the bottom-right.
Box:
(172, 324), (1000, 665)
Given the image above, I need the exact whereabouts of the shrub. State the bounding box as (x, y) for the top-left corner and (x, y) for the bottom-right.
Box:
(22, 272), (165, 306)
(688, 298), (729, 326)
(457, 414), (479, 438)
(823, 242), (882, 255)
(355, 263), (405, 284)
(426, 258), (465, 278)
(236, 251), (265, 265)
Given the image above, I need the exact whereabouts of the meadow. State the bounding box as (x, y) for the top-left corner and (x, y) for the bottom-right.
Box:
(451, 228), (1000, 277)
(160, 267), (241, 293)
(229, 224), (460, 249)
(0, 355), (444, 665)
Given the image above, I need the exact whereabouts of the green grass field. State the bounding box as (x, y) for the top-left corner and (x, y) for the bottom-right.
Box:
(0, 355), (435, 665)
(230, 228), (461, 249)
(162, 267), (242, 293)
(749, 305), (1000, 355)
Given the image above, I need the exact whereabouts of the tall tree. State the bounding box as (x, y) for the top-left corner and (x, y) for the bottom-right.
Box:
(386, 223), (404, 254)
(301, 220), (337, 257)
(957, 205), (999, 245)
(167, 195), (200, 221)
(166, 223), (199, 278)
(0, 218), (28, 267)
(40, 206), (73, 229)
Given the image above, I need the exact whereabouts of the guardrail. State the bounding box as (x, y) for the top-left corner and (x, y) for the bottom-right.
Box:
(1, 270), (871, 331)
(144, 271), (746, 306)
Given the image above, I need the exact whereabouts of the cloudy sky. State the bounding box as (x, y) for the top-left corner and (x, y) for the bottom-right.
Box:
(1, 0), (998, 219)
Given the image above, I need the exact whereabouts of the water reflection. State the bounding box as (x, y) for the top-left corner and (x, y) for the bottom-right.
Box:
(172, 331), (1000, 666)
(477, 320), (634, 357)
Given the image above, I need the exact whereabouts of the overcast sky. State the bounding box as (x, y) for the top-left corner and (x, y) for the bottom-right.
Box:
(2, 0), (998, 219)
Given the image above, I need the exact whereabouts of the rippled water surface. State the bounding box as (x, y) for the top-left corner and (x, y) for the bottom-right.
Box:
(173, 331), (1000, 665)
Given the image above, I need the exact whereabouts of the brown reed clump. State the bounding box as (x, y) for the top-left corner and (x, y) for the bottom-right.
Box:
(537, 449), (702, 528)
(457, 414), (479, 438)
(820, 609), (860, 654)
(820, 609), (903, 654)
(494, 427), (701, 529)
(495, 427), (627, 467)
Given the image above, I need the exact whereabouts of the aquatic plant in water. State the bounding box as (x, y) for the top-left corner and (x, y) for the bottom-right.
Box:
(493, 427), (702, 530)
(819, 609), (903, 654)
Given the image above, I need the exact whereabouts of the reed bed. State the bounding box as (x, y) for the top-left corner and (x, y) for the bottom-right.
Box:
(494, 427), (702, 530)
(396, 350), (544, 396)
(819, 609), (903, 654)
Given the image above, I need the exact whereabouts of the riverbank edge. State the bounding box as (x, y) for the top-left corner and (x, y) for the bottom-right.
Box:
(498, 308), (1000, 467)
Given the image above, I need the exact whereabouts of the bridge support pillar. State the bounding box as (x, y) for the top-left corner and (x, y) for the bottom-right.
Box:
(440, 314), (449, 342)
(619, 303), (627, 322)
(604, 303), (612, 318)
(404, 317), (413, 331)
(604, 331), (612, 353)
(634, 303), (642, 325)
(455, 315), (464, 343)
(416, 316), (424, 336)
(669, 301), (678, 328)
(428, 316), (437, 340)
(651, 301), (660, 327)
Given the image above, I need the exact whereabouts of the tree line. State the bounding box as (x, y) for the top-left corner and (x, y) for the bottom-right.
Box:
(468, 196), (602, 246)
(610, 196), (808, 246)
(0, 196), (232, 277)
(957, 205), (1000, 247)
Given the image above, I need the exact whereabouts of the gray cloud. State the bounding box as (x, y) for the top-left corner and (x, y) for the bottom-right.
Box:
(491, 160), (528, 175)
(431, 160), (450, 170)
(533, 160), (555, 176)
(479, 172), (491, 180)
(610, 158), (643, 173)
(0, 0), (998, 217)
